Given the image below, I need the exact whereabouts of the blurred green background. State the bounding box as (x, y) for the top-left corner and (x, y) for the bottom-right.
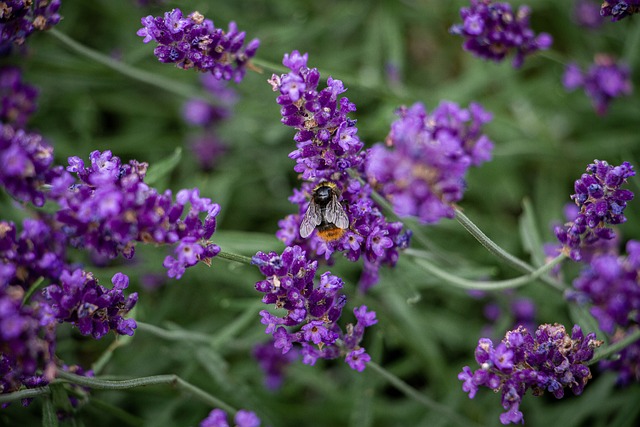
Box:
(2, 0), (640, 426)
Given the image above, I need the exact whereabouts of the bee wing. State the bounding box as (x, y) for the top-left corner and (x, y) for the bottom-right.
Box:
(325, 195), (350, 230)
(300, 201), (322, 238)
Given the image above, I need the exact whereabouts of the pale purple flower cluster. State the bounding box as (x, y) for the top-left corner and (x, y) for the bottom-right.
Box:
(0, 284), (56, 395)
(137, 8), (260, 82)
(0, 66), (38, 127)
(0, 123), (67, 207)
(563, 55), (632, 115)
(573, 0), (605, 28)
(555, 160), (635, 261)
(366, 101), (494, 224)
(449, 0), (552, 68)
(0, 0), (61, 52)
(252, 246), (377, 371)
(44, 270), (138, 339)
(55, 150), (221, 279)
(0, 219), (67, 287)
(600, 0), (640, 21)
(566, 240), (640, 384)
(568, 240), (640, 334)
(459, 324), (601, 425)
(183, 74), (236, 171)
(252, 340), (297, 390)
(269, 51), (409, 290)
(200, 408), (260, 427)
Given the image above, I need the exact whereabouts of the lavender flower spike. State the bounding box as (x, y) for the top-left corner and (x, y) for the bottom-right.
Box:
(137, 8), (260, 82)
(601, 1), (640, 21)
(449, 0), (552, 68)
(458, 324), (602, 425)
(200, 408), (260, 427)
(365, 101), (494, 224)
(555, 160), (635, 261)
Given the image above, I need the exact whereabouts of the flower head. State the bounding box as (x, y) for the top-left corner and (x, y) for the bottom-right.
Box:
(0, 124), (69, 207)
(269, 51), (408, 290)
(366, 101), (493, 224)
(200, 408), (260, 427)
(44, 270), (138, 339)
(0, 284), (56, 395)
(600, 1), (640, 21)
(137, 9), (259, 82)
(563, 55), (632, 115)
(252, 246), (376, 371)
(0, 0), (61, 51)
(459, 324), (602, 424)
(54, 151), (221, 278)
(449, 0), (552, 68)
(555, 160), (635, 261)
(0, 66), (39, 127)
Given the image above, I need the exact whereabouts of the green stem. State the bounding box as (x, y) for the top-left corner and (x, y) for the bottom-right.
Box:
(410, 251), (566, 291)
(47, 29), (219, 104)
(136, 321), (212, 344)
(367, 362), (482, 427)
(217, 250), (254, 266)
(0, 386), (50, 404)
(590, 328), (640, 365)
(454, 208), (567, 291)
(22, 276), (45, 305)
(54, 369), (235, 413)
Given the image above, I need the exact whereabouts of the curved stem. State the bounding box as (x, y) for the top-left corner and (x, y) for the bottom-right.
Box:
(55, 369), (235, 413)
(410, 250), (566, 291)
(0, 386), (50, 404)
(136, 321), (212, 344)
(590, 328), (640, 365)
(454, 208), (567, 291)
(47, 29), (219, 104)
(367, 362), (482, 427)
(217, 250), (254, 266)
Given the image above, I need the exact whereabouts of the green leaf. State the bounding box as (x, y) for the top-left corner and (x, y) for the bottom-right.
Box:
(42, 396), (59, 427)
(145, 147), (183, 187)
(518, 198), (545, 267)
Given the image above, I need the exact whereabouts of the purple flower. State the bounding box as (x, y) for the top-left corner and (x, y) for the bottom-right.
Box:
(0, 0), (61, 52)
(459, 324), (601, 424)
(598, 329), (640, 385)
(53, 151), (221, 278)
(563, 55), (632, 115)
(568, 240), (640, 337)
(252, 246), (376, 371)
(268, 51), (408, 290)
(137, 9), (260, 83)
(200, 408), (260, 427)
(600, 1), (640, 21)
(252, 340), (298, 390)
(449, 0), (552, 68)
(0, 283), (56, 396)
(573, 0), (605, 28)
(0, 124), (69, 207)
(555, 160), (635, 261)
(0, 66), (38, 127)
(44, 269), (138, 339)
(366, 101), (493, 224)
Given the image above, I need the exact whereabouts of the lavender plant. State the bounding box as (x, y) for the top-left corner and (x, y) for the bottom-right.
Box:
(2, 1), (640, 426)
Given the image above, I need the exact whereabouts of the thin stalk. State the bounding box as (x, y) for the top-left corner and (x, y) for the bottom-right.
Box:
(136, 321), (212, 344)
(217, 250), (254, 266)
(454, 208), (567, 291)
(55, 369), (235, 413)
(590, 328), (640, 365)
(48, 29), (218, 104)
(410, 251), (566, 291)
(0, 386), (50, 404)
(367, 362), (483, 427)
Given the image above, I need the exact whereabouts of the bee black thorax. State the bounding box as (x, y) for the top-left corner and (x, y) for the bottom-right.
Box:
(312, 185), (334, 207)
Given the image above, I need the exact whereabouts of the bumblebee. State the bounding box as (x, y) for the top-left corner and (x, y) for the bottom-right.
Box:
(300, 181), (349, 242)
